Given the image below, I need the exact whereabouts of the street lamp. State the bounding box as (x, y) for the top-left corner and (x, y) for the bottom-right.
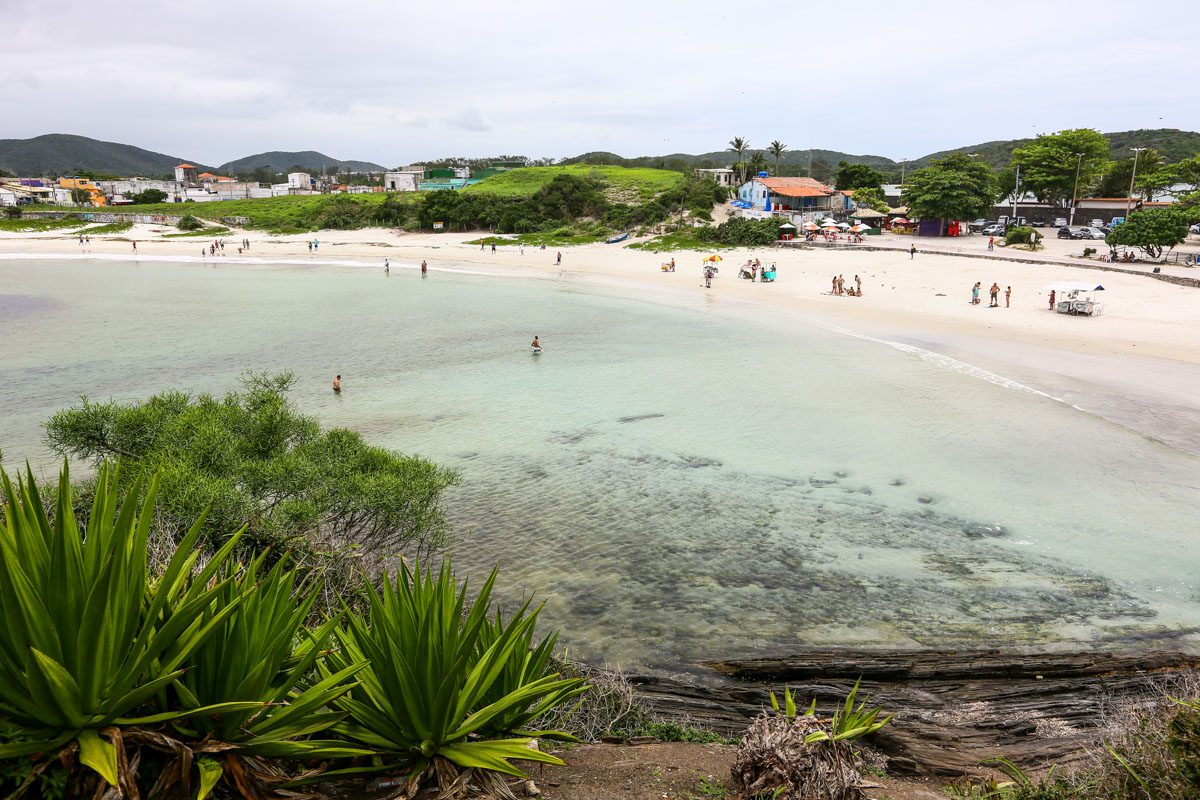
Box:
(1069, 152), (1084, 226)
(1126, 147), (1147, 220)
(900, 158), (907, 185)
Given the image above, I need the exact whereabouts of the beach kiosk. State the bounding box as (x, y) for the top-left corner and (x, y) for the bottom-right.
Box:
(1046, 281), (1105, 316)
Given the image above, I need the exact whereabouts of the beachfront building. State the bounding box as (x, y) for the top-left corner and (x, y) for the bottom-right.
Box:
(174, 163), (198, 184)
(694, 167), (737, 188)
(737, 176), (845, 219)
(1074, 197), (1145, 225)
(384, 168), (423, 192)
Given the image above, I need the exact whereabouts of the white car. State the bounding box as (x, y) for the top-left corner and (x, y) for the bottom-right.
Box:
(1191, 223), (1200, 235)
(1089, 219), (1104, 228)
(1078, 227), (1108, 240)
(1053, 217), (1068, 228)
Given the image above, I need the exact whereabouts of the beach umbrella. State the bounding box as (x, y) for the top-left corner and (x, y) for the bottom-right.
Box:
(778, 222), (796, 229)
(892, 217), (910, 225)
(835, 221), (851, 228)
(821, 225), (839, 232)
(851, 223), (871, 232)
(704, 254), (723, 262)
(802, 222), (820, 230)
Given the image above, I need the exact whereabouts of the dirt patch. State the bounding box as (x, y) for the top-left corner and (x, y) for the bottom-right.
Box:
(535, 742), (952, 800)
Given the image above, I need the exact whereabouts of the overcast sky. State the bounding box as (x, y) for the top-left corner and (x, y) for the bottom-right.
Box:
(4, 0), (1196, 167)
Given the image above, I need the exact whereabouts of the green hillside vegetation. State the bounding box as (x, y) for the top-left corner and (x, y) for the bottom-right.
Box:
(464, 165), (685, 201)
(0, 133), (207, 177)
(218, 150), (386, 174)
(93, 193), (413, 233)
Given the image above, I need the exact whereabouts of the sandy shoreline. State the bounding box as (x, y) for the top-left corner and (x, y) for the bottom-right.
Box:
(5, 223), (1200, 454)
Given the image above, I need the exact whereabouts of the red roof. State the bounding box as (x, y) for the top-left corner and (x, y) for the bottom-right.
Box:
(176, 163), (196, 169)
(756, 177), (836, 198)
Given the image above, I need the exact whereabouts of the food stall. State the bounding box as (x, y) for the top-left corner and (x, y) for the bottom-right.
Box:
(1046, 281), (1105, 316)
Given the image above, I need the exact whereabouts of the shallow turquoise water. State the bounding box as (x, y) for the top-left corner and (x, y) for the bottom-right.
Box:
(2, 257), (1197, 671)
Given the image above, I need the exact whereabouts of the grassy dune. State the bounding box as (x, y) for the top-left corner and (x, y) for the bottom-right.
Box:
(464, 165), (685, 201)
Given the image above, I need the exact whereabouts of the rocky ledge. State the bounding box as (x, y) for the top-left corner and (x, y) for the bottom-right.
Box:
(631, 648), (1200, 775)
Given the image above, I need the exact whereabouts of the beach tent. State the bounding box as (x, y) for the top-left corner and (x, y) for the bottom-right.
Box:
(778, 222), (796, 229)
(1045, 281), (1104, 293)
(850, 208), (886, 220)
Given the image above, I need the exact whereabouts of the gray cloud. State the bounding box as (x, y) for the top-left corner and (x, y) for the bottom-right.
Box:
(1, 0), (1196, 165)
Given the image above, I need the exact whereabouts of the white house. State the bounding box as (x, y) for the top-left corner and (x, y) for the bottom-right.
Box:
(737, 177), (844, 216)
(287, 172), (314, 189)
(384, 169), (423, 192)
(693, 168), (736, 188)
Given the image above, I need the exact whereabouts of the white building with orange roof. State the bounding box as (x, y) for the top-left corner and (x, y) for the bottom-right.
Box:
(174, 163), (199, 183)
(737, 175), (847, 218)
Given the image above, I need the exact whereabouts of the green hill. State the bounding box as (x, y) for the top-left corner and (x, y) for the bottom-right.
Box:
(463, 165), (685, 201)
(0, 133), (207, 177)
(570, 129), (1200, 175)
(218, 151), (386, 174)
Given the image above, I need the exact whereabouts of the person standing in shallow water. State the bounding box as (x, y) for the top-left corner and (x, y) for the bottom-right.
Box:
(332, 374), (341, 393)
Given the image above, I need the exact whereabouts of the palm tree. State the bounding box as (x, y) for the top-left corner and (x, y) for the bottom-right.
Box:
(748, 151), (767, 177)
(728, 137), (749, 184)
(768, 141), (788, 175)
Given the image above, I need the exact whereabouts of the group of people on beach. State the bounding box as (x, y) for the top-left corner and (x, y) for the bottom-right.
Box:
(831, 274), (862, 297)
(307, 239), (320, 252)
(738, 258), (774, 282)
(383, 258), (429, 276)
(971, 281), (1011, 308)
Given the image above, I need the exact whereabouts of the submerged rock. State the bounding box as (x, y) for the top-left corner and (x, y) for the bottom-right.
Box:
(619, 413), (666, 424)
(962, 522), (1009, 539)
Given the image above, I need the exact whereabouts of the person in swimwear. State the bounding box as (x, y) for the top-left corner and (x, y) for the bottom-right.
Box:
(531, 336), (541, 350)
(332, 374), (342, 392)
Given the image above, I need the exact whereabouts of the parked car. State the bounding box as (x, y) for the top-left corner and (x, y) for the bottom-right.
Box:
(1078, 227), (1108, 240)
(1058, 226), (1083, 239)
(1030, 219), (1047, 227)
(981, 224), (1006, 237)
(966, 218), (991, 233)
(1190, 223), (1200, 235)
(1089, 219), (1104, 228)
(1053, 217), (1068, 228)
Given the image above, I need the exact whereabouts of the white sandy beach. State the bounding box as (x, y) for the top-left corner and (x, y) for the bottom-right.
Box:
(5, 223), (1200, 453)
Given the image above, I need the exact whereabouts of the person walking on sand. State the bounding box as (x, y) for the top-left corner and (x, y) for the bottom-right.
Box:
(332, 374), (342, 393)
(855, 274), (861, 294)
(520, 245), (525, 256)
(307, 240), (312, 253)
(987, 236), (995, 251)
(1049, 289), (1056, 310)
(909, 244), (917, 259)
(556, 251), (562, 266)
(971, 282), (980, 305)
(989, 282), (1000, 307)
(491, 243), (497, 254)
(1005, 286), (1012, 307)
(704, 266), (714, 289)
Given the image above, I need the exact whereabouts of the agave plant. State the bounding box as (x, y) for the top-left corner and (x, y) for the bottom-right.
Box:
(156, 555), (369, 798)
(323, 561), (587, 798)
(0, 463), (257, 794)
(734, 680), (894, 800)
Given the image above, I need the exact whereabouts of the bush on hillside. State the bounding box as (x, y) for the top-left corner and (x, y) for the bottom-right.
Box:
(176, 214), (203, 231)
(697, 216), (780, 246)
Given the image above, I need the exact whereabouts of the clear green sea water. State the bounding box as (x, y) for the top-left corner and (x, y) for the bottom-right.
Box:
(2, 256), (1197, 672)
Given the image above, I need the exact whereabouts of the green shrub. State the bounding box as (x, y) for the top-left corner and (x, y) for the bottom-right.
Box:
(2, 206), (20, 219)
(1082, 247), (1097, 257)
(1005, 225), (1041, 247)
(323, 561), (587, 790)
(176, 214), (203, 231)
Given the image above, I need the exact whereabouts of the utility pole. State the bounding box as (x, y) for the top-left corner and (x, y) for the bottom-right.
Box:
(1012, 164), (1021, 221)
(900, 158), (907, 185)
(1069, 152), (1084, 226)
(1125, 147), (1146, 221)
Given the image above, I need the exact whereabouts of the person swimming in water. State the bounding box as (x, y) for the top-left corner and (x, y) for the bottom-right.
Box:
(332, 374), (342, 393)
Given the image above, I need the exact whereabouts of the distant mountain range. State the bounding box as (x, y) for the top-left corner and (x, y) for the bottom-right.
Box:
(217, 151), (387, 175)
(0, 134), (212, 177)
(3, 129), (1197, 179)
(0, 135), (387, 177)
(566, 128), (1200, 173)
